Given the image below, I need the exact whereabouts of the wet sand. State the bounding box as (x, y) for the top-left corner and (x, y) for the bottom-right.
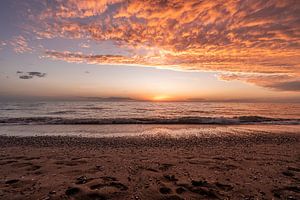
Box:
(0, 134), (299, 200)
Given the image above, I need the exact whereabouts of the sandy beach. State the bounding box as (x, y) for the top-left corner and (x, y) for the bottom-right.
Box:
(0, 133), (299, 200)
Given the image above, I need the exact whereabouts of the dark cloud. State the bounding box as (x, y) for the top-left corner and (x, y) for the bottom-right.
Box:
(219, 73), (300, 92)
(19, 75), (34, 79)
(17, 71), (47, 80)
(270, 81), (300, 91)
(28, 72), (47, 78)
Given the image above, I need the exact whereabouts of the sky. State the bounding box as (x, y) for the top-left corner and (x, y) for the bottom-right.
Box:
(0, 0), (299, 101)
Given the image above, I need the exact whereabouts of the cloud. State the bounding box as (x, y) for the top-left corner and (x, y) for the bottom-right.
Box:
(0, 40), (7, 50)
(270, 81), (300, 91)
(19, 75), (34, 79)
(44, 50), (147, 65)
(219, 73), (300, 91)
(79, 43), (90, 48)
(44, 49), (299, 75)
(27, 72), (47, 78)
(10, 36), (32, 54)
(19, 0), (300, 90)
(17, 71), (47, 80)
(39, 0), (123, 19)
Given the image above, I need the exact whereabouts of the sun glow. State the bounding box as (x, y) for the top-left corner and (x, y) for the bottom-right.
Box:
(152, 95), (170, 101)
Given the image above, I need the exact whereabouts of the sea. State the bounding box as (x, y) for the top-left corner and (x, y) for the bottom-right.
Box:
(0, 101), (299, 137)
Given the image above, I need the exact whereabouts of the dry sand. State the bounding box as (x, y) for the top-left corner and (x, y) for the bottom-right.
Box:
(0, 134), (299, 200)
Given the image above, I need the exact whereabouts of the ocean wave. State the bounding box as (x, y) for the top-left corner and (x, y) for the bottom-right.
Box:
(48, 110), (77, 115)
(79, 107), (108, 110)
(0, 116), (299, 125)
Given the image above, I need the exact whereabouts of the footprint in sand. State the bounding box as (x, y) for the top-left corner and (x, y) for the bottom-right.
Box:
(215, 182), (234, 191)
(175, 187), (186, 194)
(100, 176), (118, 182)
(272, 186), (300, 199)
(159, 164), (174, 171)
(159, 187), (172, 194)
(288, 167), (300, 172)
(5, 179), (19, 184)
(65, 187), (81, 196)
(27, 165), (41, 171)
(11, 162), (33, 168)
(55, 160), (87, 166)
(282, 170), (295, 177)
(23, 156), (40, 161)
(65, 186), (108, 200)
(160, 195), (184, 200)
(90, 182), (128, 191)
(0, 160), (17, 165)
(209, 164), (238, 171)
(80, 193), (107, 200)
(158, 175), (234, 199)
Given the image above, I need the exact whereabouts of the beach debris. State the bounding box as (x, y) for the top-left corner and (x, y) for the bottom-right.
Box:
(76, 176), (88, 184)
(164, 174), (178, 182)
(49, 190), (56, 195)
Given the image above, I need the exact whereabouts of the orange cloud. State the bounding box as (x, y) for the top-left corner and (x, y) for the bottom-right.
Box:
(39, 0), (123, 19)
(22, 0), (300, 90)
(44, 50), (148, 65)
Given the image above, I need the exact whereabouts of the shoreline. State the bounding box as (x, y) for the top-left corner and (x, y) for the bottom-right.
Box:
(1, 133), (299, 199)
(0, 132), (299, 148)
(1, 124), (299, 138)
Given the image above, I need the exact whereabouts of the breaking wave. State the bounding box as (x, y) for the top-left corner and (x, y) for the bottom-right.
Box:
(0, 116), (299, 125)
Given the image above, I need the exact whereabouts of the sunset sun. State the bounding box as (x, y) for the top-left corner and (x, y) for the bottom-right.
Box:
(152, 95), (171, 101)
